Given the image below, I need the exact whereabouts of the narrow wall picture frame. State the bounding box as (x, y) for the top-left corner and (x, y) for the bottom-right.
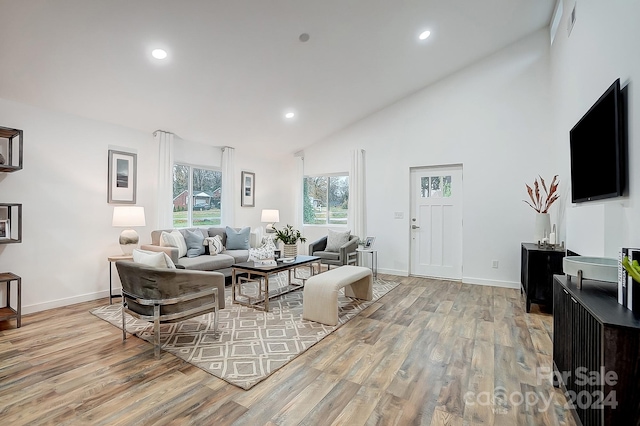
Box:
(108, 149), (137, 204)
(241, 171), (255, 207)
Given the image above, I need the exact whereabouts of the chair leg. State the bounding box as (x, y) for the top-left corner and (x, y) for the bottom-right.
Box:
(121, 299), (127, 341)
(213, 289), (219, 337)
(214, 306), (218, 336)
(154, 304), (160, 359)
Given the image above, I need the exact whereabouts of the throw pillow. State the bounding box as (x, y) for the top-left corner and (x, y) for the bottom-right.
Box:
(159, 231), (174, 247)
(163, 252), (177, 269)
(160, 230), (188, 258)
(225, 226), (251, 250)
(204, 235), (224, 256)
(326, 229), (351, 252)
(172, 230), (188, 257)
(133, 249), (171, 268)
(248, 240), (275, 261)
(185, 229), (205, 258)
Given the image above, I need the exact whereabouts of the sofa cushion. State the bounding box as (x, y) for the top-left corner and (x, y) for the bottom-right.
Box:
(312, 251), (341, 261)
(222, 249), (250, 263)
(177, 253), (235, 270)
(185, 229), (206, 258)
(326, 229), (351, 252)
(208, 227), (227, 245)
(225, 226), (251, 250)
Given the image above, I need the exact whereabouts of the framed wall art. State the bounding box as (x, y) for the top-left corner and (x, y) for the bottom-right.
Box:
(241, 171), (255, 207)
(108, 150), (137, 204)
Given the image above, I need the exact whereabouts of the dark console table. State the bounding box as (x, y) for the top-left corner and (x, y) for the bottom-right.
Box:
(520, 242), (565, 312)
(553, 275), (640, 426)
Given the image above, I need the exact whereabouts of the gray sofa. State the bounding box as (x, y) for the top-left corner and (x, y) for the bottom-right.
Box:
(140, 227), (260, 282)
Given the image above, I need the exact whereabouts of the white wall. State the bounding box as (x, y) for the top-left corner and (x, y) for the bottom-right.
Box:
(0, 97), (157, 313)
(0, 99), (295, 314)
(233, 147), (297, 233)
(550, 0), (640, 256)
(302, 29), (554, 287)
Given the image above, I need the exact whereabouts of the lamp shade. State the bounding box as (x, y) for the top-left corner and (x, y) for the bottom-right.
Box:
(260, 209), (280, 223)
(261, 209), (280, 234)
(112, 206), (146, 227)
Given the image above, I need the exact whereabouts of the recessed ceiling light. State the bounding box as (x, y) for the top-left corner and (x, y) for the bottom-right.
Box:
(152, 48), (167, 59)
(299, 33), (310, 42)
(418, 30), (431, 40)
(285, 112), (295, 119)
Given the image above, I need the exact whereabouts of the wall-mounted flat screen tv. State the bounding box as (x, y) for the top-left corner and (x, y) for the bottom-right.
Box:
(569, 78), (626, 203)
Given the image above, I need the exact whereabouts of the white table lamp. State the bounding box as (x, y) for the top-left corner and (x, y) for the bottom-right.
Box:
(112, 206), (146, 255)
(261, 209), (280, 233)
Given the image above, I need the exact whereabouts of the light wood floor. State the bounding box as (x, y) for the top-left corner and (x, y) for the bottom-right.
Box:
(0, 275), (576, 425)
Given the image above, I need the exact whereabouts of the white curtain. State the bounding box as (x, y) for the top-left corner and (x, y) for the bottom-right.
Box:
(348, 149), (366, 239)
(293, 155), (304, 231)
(221, 146), (235, 226)
(154, 130), (174, 229)
(293, 155), (305, 251)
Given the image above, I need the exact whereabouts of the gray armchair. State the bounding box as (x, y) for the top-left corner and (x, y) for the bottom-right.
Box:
(115, 260), (224, 358)
(308, 234), (359, 270)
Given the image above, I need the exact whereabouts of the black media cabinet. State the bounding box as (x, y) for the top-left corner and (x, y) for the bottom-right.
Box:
(553, 275), (640, 426)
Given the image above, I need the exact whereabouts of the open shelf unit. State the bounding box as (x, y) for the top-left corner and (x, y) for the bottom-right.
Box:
(0, 272), (21, 327)
(0, 126), (23, 328)
(0, 126), (23, 245)
(0, 126), (23, 172)
(0, 203), (22, 244)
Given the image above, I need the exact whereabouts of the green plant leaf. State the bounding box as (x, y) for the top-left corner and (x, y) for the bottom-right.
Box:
(622, 256), (640, 282)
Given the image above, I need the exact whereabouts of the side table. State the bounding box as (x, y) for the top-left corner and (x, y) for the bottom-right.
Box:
(0, 272), (21, 328)
(356, 248), (378, 278)
(108, 254), (133, 304)
(520, 242), (565, 312)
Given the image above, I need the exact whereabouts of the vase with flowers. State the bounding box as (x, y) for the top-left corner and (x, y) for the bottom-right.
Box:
(523, 175), (559, 242)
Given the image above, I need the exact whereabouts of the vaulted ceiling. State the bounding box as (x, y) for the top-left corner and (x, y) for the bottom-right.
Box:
(0, 0), (555, 156)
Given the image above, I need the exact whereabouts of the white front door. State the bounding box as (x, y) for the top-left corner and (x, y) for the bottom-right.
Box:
(410, 165), (463, 279)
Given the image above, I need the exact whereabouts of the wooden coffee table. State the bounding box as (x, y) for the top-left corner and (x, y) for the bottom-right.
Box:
(232, 255), (321, 312)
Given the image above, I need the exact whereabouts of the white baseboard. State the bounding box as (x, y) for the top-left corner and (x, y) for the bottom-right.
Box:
(378, 269), (519, 289)
(462, 277), (520, 289)
(377, 268), (408, 277)
(22, 289), (117, 315)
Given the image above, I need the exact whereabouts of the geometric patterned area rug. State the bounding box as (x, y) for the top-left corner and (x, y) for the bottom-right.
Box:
(90, 272), (398, 390)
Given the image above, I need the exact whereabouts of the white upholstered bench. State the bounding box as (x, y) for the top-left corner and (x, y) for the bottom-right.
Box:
(302, 265), (373, 326)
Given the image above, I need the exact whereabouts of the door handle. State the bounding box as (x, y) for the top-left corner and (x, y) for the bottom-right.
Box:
(411, 225), (420, 229)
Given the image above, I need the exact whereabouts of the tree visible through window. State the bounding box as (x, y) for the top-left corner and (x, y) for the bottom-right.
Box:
(421, 175), (452, 198)
(173, 164), (222, 227)
(303, 174), (349, 225)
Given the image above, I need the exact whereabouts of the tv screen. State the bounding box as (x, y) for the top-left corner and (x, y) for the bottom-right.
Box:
(570, 79), (625, 203)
